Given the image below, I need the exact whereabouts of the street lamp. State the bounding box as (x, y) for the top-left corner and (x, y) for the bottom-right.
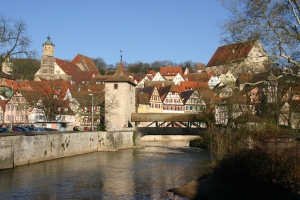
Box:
(89, 94), (94, 131)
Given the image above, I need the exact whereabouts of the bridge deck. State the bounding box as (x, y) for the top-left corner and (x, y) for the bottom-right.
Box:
(131, 113), (206, 122)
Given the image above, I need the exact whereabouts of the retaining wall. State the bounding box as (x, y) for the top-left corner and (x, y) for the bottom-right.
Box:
(0, 130), (135, 170)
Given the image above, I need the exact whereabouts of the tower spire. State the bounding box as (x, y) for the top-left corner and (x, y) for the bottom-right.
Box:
(120, 50), (122, 62)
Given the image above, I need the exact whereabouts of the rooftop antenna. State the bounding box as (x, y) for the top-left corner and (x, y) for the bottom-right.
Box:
(120, 50), (122, 62)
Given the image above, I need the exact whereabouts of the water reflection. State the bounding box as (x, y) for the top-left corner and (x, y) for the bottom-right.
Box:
(0, 141), (210, 199)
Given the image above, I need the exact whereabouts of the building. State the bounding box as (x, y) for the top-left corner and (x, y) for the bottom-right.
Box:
(206, 40), (270, 76)
(104, 61), (136, 130)
(35, 36), (55, 80)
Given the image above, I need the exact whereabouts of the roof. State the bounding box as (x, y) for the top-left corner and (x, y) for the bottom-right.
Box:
(147, 70), (157, 76)
(181, 90), (195, 104)
(160, 66), (184, 76)
(185, 72), (208, 82)
(71, 54), (99, 72)
(139, 86), (155, 95)
(206, 40), (257, 67)
(55, 58), (81, 76)
(158, 85), (172, 101)
(195, 63), (206, 71)
(19, 90), (44, 105)
(104, 62), (137, 86)
(138, 93), (150, 104)
(20, 80), (71, 98)
(71, 70), (100, 84)
(144, 81), (173, 88)
(43, 35), (55, 46)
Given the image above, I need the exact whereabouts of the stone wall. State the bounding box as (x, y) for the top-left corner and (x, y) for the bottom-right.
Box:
(0, 130), (135, 170)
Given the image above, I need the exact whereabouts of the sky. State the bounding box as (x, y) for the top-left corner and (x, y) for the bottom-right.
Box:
(2, 0), (230, 66)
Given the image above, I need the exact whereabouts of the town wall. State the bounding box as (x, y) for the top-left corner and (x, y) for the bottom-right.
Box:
(0, 130), (135, 170)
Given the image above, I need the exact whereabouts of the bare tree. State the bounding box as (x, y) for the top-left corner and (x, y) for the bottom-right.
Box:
(0, 14), (36, 64)
(219, 0), (300, 67)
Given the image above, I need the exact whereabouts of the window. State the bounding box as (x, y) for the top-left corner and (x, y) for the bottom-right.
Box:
(114, 84), (118, 89)
(6, 115), (10, 121)
(58, 107), (61, 111)
(16, 115), (19, 121)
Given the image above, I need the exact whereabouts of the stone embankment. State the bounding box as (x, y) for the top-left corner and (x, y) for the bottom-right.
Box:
(0, 129), (136, 170)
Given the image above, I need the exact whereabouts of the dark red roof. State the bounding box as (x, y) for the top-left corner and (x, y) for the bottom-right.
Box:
(71, 54), (99, 72)
(71, 71), (100, 84)
(56, 58), (81, 75)
(160, 66), (184, 76)
(206, 40), (256, 67)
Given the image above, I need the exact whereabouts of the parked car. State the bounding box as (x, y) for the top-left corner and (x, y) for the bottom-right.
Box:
(0, 127), (8, 133)
(17, 126), (30, 132)
(34, 127), (46, 132)
(12, 127), (23, 132)
(44, 128), (57, 131)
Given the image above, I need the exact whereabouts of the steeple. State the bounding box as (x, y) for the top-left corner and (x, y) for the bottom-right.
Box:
(104, 55), (136, 86)
(120, 50), (122, 62)
(43, 35), (55, 46)
(42, 35), (55, 57)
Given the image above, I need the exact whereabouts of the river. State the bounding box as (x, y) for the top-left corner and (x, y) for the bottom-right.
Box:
(0, 140), (211, 200)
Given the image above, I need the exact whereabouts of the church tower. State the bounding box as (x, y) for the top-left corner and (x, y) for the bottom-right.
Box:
(35, 36), (55, 80)
(104, 55), (136, 131)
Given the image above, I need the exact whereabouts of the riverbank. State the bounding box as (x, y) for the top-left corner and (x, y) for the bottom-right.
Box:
(168, 146), (300, 200)
(169, 174), (300, 200)
(0, 130), (137, 170)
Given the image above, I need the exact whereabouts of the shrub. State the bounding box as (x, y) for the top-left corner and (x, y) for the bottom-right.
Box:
(212, 147), (300, 193)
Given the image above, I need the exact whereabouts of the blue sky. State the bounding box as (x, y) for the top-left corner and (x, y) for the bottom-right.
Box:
(3, 0), (229, 66)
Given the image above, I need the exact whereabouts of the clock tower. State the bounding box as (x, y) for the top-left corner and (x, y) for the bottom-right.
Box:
(35, 36), (55, 80)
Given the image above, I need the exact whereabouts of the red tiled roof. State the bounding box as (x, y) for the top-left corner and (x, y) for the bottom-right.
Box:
(21, 80), (71, 98)
(181, 81), (209, 90)
(171, 85), (185, 94)
(160, 66), (184, 76)
(71, 71), (100, 84)
(71, 54), (99, 72)
(147, 70), (157, 76)
(56, 58), (81, 76)
(208, 71), (216, 77)
(206, 40), (257, 67)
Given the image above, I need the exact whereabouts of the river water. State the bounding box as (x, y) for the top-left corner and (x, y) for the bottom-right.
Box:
(0, 141), (211, 200)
